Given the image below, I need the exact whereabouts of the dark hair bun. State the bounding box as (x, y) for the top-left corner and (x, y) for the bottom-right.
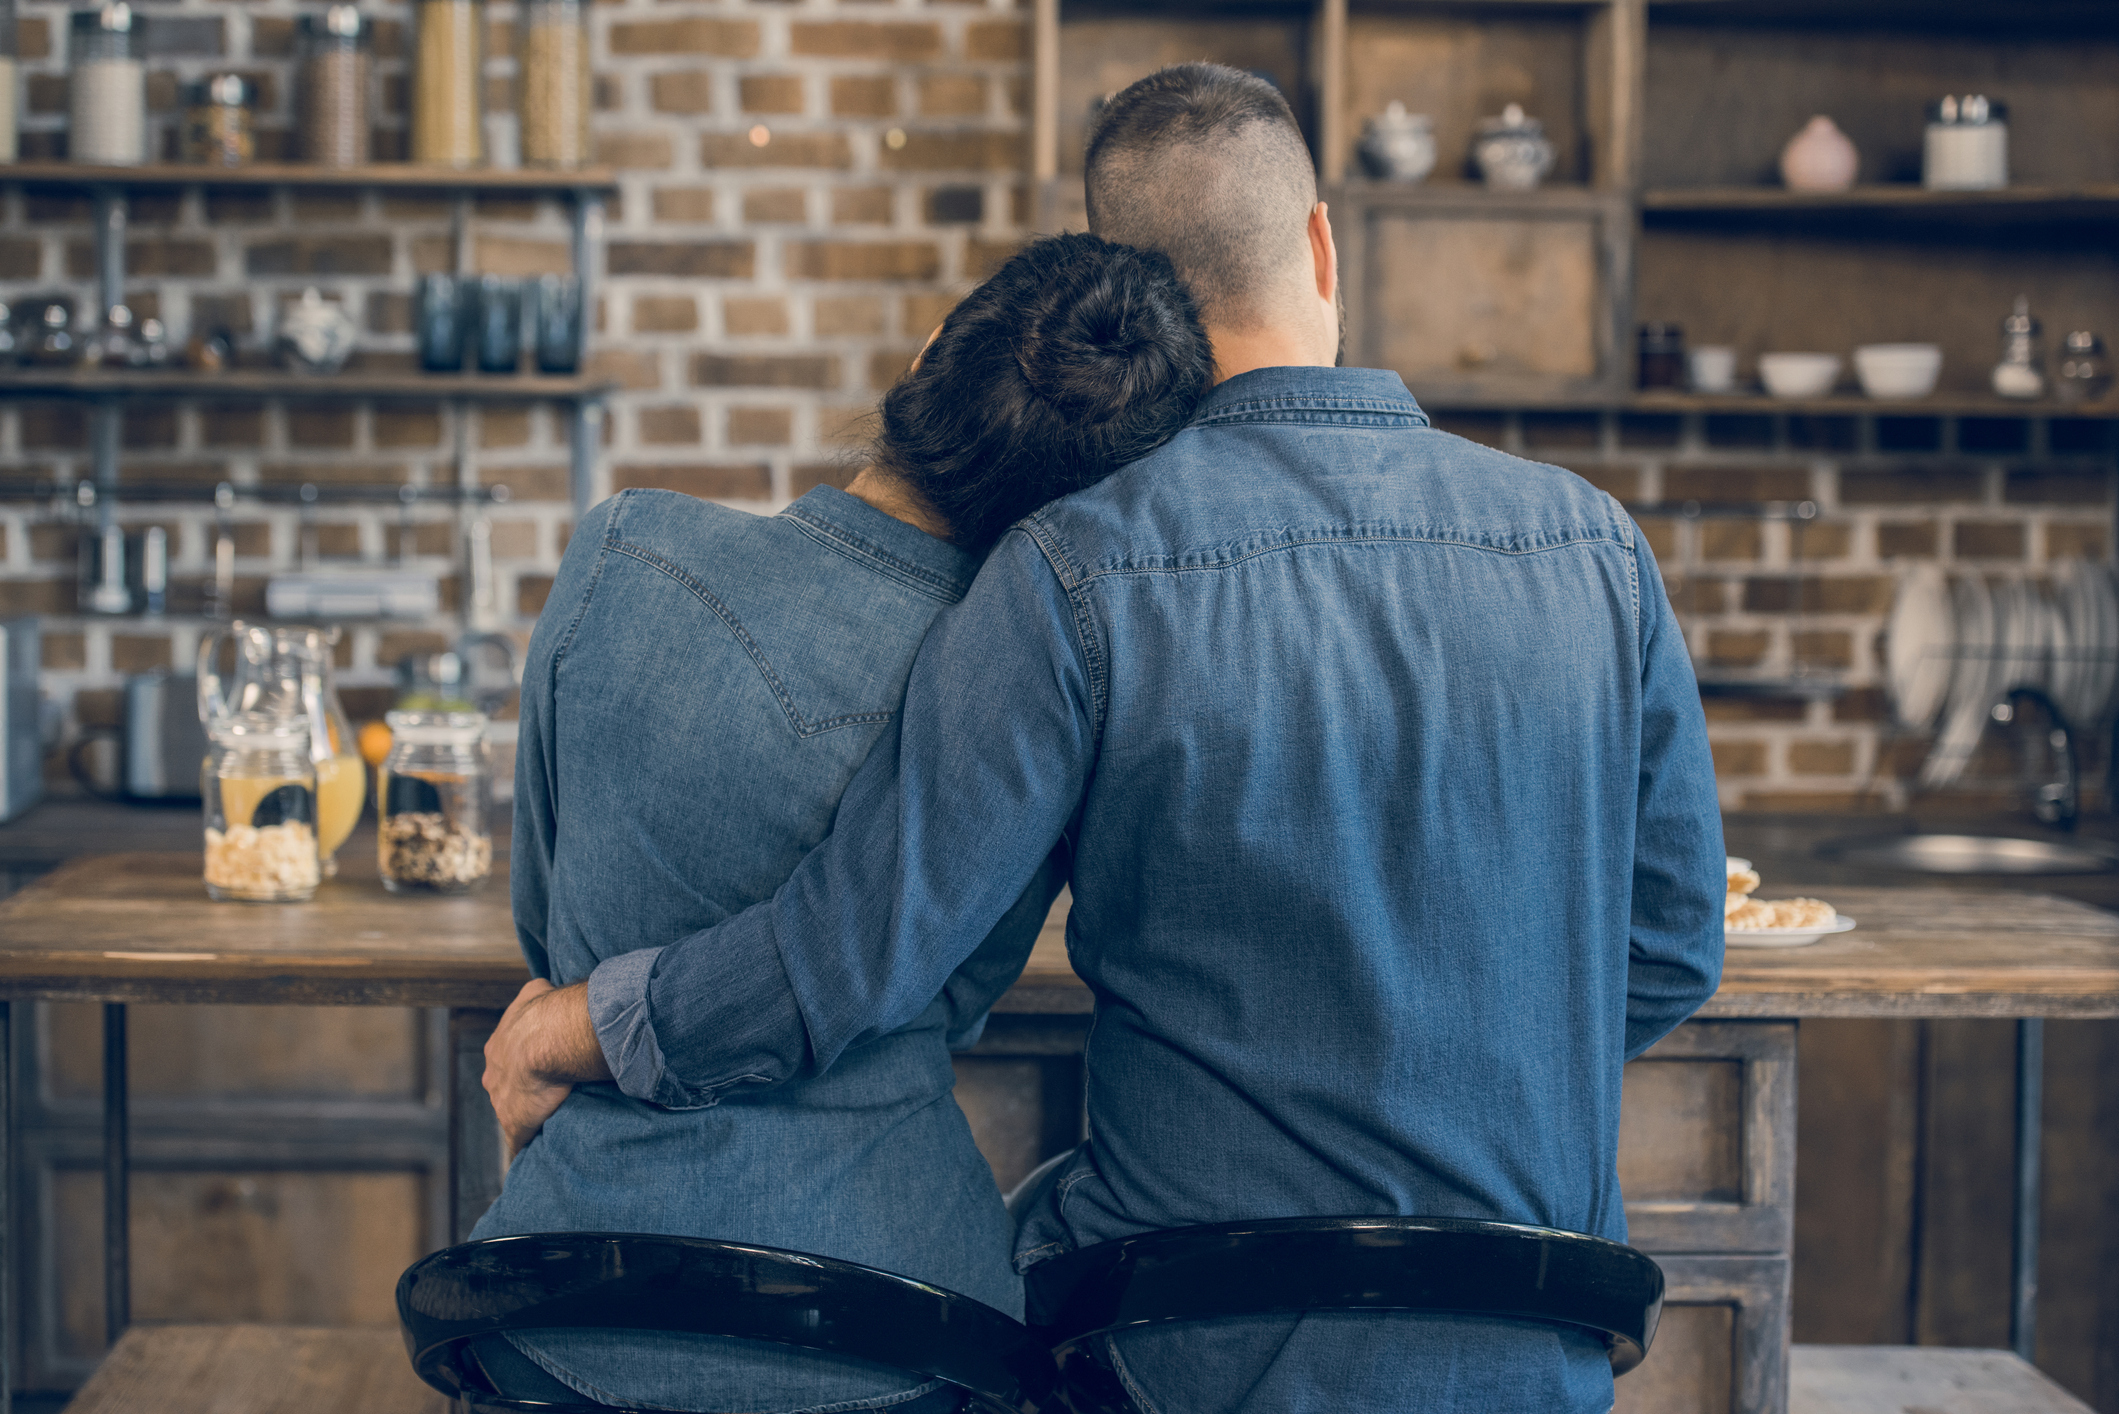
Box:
(875, 232), (1212, 552)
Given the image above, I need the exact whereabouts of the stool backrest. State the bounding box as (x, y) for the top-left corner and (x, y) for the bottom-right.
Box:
(399, 1233), (1056, 1414)
(1025, 1215), (1662, 1398)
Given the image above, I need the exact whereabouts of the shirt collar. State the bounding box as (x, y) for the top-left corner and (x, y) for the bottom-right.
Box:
(1194, 366), (1429, 425)
(782, 484), (980, 599)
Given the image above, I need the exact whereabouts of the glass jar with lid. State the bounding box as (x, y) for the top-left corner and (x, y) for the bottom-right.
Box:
(520, 0), (589, 167)
(204, 712), (321, 903)
(378, 710), (492, 894)
(1, 0), (22, 163)
(411, 0), (482, 166)
(182, 73), (253, 166)
(299, 5), (370, 167)
(69, 3), (144, 166)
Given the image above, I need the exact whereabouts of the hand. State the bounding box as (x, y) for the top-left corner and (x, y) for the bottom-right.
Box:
(483, 978), (612, 1161)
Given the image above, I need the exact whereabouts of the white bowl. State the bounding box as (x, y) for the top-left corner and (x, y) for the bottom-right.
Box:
(1854, 343), (1943, 400)
(1759, 352), (1842, 399)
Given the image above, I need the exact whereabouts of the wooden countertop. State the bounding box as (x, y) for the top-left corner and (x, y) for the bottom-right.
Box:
(3, 855), (2117, 1018)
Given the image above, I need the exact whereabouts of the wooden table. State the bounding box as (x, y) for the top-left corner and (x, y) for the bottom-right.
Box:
(5, 859), (2119, 1414)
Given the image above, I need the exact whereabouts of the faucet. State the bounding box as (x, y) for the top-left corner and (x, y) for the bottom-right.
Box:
(1995, 687), (2077, 831)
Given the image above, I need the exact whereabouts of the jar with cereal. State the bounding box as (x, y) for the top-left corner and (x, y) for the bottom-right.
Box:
(203, 713), (321, 903)
(378, 710), (491, 894)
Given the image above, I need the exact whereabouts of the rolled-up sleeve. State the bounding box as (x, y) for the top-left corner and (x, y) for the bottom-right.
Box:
(1624, 530), (1726, 1060)
(586, 529), (1096, 1101)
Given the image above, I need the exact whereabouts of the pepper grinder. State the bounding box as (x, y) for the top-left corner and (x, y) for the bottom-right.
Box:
(1992, 296), (2045, 401)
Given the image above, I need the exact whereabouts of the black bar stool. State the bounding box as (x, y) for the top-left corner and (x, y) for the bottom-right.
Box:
(1023, 1216), (1664, 1414)
(398, 1233), (1058, 1414)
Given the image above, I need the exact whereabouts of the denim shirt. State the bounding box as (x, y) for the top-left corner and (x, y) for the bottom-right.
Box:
(587, 368), (1726, 1414)
(473, 486), (1058, 1413)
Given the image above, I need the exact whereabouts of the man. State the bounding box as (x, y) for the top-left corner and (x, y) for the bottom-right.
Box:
(488, 63), (1724, 1413)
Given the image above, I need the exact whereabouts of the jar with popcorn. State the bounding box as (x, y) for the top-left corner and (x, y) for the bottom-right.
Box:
(378, 711), (491, 894)
(204, 713), (321, 903)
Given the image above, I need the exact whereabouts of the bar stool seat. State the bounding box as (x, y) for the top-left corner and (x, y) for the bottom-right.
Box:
(398, 1233), (1057, 1414)
(1023, 1215), (1664, 1414)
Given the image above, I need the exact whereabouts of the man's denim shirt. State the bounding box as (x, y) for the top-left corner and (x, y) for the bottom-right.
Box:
(588, 368), (1727, 1414)
(475, 486), (1056, 1413)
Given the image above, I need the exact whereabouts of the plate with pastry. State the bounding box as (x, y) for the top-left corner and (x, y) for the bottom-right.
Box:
(1726, 896), (1856, 948)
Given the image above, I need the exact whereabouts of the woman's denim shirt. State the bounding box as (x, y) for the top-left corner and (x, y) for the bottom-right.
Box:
(580, 369), (1727, 1414)
(472, 486), (1058, 1412)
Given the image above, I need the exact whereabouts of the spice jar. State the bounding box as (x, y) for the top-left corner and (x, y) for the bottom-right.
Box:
(204, 712), (321, 903)
(520, 0), (589, 167)
(1638, 323), (1686, 390)
(378, 710), (491, 893)
(183, 73), (253, 166)
(2056, 331), (2111, 405)
(299, 5), (369, 167)
(0, 0), (21, 163)
(412, 0), (482, 166)
(1992, 296), (2045, 401)
(69, 3), (144, 166)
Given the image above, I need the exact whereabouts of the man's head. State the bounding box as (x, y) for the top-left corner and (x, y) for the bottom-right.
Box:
(1085, 64), (1335, 366)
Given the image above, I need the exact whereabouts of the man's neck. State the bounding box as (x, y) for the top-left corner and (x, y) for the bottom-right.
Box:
(845, 467), (954, 542)
(1205, 324), (1332, 385)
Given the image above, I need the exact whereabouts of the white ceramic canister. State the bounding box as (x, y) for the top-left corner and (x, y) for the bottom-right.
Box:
(1357, 101), (1436, 183)
(0, 58), (18, 163)
(69, 4), (144, 165)
(1924, 95), (2007, 191)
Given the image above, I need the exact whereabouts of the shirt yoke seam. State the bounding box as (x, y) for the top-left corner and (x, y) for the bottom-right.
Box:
(784, 505), (969, 603)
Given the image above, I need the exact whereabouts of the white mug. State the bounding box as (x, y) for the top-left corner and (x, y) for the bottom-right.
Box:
(1688, 346), (1739, 393)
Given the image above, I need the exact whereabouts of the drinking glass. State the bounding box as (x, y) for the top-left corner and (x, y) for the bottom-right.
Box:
(529, 273), (582, 374)
(474, 275), (522, 374)
(416, 273), (465, 372)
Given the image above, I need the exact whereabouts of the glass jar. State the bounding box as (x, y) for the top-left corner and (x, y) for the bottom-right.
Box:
(472, 274), (521, 373)
(204, 712), (321, 903)
(69, 4), (144, 166)
(1637, 323), (1686, 390)
(378, 710), (491, 894)
(298, 5), (370, 167)
(520, 0), (588, 168)
(2056, 331), (2111, 406)
(411, 0), (482, 167)
(1992, 296), (2045, 401)
(0, 0), (21, 164)
(182, 73), (253, 166)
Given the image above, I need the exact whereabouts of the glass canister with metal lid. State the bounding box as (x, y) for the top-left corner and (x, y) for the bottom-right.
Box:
(183, 73), (254, 166)
(204, 712), (321, 903)
(411, 0), (482, 166)
(378, 710), (491, 893)
(520, 0), (589, 167)
(69, 2), (144, 165)
(299, 4), (370, 167)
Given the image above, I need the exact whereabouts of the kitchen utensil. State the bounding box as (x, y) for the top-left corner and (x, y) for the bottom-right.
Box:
(416, 273), (467, 372)
(0, 618), (43, 824)
(266, 569), (441, 620)
(277, 287), (358, 375)
(1854, 343), (1942, 400)
(473, 275), (523, 374)
(141, 524), (166, 615)
(1357, 102), (1435, 183)
(1472, 104), (1553, 191)
(1779, 115), (1857, 192)
(1759, 352), (1841, 398)
(1886, 563), (1953, 730)
(1637, 324), (1685, 389)
(1727, 914), (1857, 949)
(1924, 95), (2007, 191)
(85, 522), (130, 614)
(1992, 296), (2044, 399)
(2056, 331), (2110, 404)
(1687, 346), (1737, 393)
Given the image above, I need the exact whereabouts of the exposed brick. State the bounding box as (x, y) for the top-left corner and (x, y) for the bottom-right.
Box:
(608, 18), (760, 56)
(965, 20), (1027, 61)
(743, 188), (808, 224)
(289, 188), (361, 223)
(1703, 697), (1806, 723)
(786, 241), (940, 282)
(1710, 739), (1768, 776)
(1521, 412), (1600, 450)
(122, 406), (179, 449)
(1664, 465), (1810, 503)
(701, 132), (851, 170)
(967, 237), (1025, 278)
(374, 407), (445, 448)
(481, 409), (532, 449)
(740, 75), (805, 115)
(723, 297), (790, 337)
(1792, 630), (1854, 669)
(830, 76), (897, 119)
(247, 235), (393, 277)
(833, 186), (894, 225)
(387, 522), (456, 558)
(21, 403), (86, 448)
(28, 525), (73, 562)
(728, 407), (794, 446)
(2004, 467), (2110, 505)
(585, 348), (663, 390)
(66, 239), (215, 279)
(880, 131), (1020, 172)
(870, 348), (915, 388)
(650, 72), (714, 115)
(927, 185), (984, 225)
(0, 239), (41, 279)
(792, 21), (942, 61)
(141, 14), (225, 56)
(1953, 520), (2026, 559)
(75, 688), (124, 729)
(1706, 630), (1770, 667)
(817, 296), (887, 337)
(1877, 521), (1939, 558)
(693, 353), (836, 388)
(639, 405), (704, 445)
(1788, 415), (1859, 452)
(820, 404), (875, 446)
(488, 521), (538, 559)
(1429, 413), (1506, 449)
(288, 404), (357, 448)
(192, 293), (255, 337)
(613, 463), (774, 501)
(1744, 576), (1893, 614)
(367, 291), (413, 336)
(2047, 523), (2108, 560)
(1833, 687), (1891, 723)
(919, 75), (986, 117)
(634, 296), (699, 334)
(229, 523), (272, 556)
(1633, 517), (1677, 561)
(0, 580), (70, 615)
(791, 462), (859, 496)
(1839, 466), (1987, 504)
(518, 576), (556, 616)
(1794, 521), (1852, 560)
(651, 188), (715, 224)
(315, 524), (363, 559)
(259, 461), (407, 486)
(1701, 523), (1760, 561)
(42, 632), (86, 670)
(17, 15), (50, 60)
(595, 131), (675, 170)
(607, 241), (755, 279)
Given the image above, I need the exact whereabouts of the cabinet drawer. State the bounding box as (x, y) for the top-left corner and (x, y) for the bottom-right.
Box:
(1622, 1021), (1796, 1253)
(1617, 1253), (1790, 1414)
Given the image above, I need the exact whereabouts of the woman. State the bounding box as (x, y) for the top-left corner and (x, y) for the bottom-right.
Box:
(464, 233), (1212, 1412)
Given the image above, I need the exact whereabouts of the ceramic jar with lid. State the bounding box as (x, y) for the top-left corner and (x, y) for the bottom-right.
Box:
(277, 287), (358, 375)
(69, 3), (144, 165)
(204, 712), (321, 903)
(1779, 115), (1857, 192)
(378, 711), (492, 894)
(1357, 102), (1435, 183)
(1924, 95), (2007, 191)
(1472, 104), (1553, 191)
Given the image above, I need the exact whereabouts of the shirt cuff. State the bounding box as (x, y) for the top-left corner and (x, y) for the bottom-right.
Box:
(586, 948), (673, 1102)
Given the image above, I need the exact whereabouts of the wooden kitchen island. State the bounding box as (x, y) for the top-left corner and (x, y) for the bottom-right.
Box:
(3, 857), (2115, 1414)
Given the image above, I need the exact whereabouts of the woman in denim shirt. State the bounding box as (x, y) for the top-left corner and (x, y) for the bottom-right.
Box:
(462, 234), (1211, 1413)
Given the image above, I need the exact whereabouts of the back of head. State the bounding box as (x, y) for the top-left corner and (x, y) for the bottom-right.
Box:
(874, 232), (1212, 552)
(1084, 64), (1319, 333)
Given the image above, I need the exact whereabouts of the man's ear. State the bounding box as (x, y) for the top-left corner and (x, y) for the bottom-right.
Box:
(1308, 202), (1338, 305)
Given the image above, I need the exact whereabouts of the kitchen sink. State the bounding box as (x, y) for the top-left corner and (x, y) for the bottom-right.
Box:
(1814, 833), (2119, 876)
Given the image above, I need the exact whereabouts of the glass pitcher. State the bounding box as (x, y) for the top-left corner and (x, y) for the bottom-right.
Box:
(198, 621), (367, 876)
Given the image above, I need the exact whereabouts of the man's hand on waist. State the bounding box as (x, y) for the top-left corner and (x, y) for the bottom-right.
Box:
(483, 978), (614, 1160)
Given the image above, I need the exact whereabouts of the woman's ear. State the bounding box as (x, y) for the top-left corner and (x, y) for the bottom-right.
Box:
(908, 323), (943, 374)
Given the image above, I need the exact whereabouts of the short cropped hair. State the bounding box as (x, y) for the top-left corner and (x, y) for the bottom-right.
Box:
(1084, 64), (1318, 330)
(873, 233), (1212, 552)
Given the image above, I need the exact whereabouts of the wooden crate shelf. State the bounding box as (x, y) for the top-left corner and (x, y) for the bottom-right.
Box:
(0, 370), (614, 402)
(0, 162), (617, 194)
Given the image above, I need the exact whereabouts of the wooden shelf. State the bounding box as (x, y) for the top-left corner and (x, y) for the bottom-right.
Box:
(1643, 185), (2119, 228)
(1331, 180), (1617, 212)
(1650, 0), (2119, 37)
(0, 162), (617, 194)
(0, 369), (615, 401)
(1416, 388), (2119, 417)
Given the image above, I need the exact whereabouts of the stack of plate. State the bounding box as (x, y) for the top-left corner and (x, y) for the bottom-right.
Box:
(1882, 560), (2119, 789)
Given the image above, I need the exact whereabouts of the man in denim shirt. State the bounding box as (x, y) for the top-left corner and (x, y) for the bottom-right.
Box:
(489, 65), (1724, 1413)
